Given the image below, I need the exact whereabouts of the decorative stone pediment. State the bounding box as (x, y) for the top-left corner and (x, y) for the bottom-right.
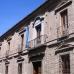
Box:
(55, 43), (74, 55)
(33, 16), (44, 27)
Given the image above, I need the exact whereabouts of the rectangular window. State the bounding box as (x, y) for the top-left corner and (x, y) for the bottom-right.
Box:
(7, 38), (11, 50)
(61, 10), (68, 28)
(60, 10), (68, 35)
(25, 27), (30, 48)
(18, 63), (22, 74)
(5, 65), (8, 74)
(60, 54), (70, 74)
(8, 42), (10, 50)
(21, 34), (24, 50)
(33, 61), (41, 74)
(36, 25), (41, 44)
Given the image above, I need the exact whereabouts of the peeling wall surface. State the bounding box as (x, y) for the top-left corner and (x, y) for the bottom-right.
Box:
(0, 0), (74, 74)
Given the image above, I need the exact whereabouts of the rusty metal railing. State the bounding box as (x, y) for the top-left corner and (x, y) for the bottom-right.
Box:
(57, 26), (69, 38)
(26, 35), (47, 48)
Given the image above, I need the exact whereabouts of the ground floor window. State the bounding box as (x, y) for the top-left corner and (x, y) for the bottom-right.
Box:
(32, 61), (41, 74)
(5, 65), (8, 74)
(18, 63), (22, 74)
(60, 54), (70, 74)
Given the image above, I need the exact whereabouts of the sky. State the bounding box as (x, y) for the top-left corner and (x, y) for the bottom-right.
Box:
(0, 0), (46, 36)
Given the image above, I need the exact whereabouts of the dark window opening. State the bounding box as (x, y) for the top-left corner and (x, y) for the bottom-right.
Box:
(18, 63), (22, 74)
(0, 46), (1, 50)
(8, 42), (10, 50)
(5, 65), (8, 74)
(21, 34), (24, 50)
(35, 25), (41, 44)
(60, 54), (70, 74)
(33, 61), (41, 74)
(60, 10), (68, 36)
(61, 10), (68, 28)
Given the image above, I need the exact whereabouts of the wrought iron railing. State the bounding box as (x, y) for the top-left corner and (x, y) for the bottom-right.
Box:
(57, 26), (69, 38)
(4, 44), (23, 57)
(27, 35), (47, 48)
(8, 45), (22, 55)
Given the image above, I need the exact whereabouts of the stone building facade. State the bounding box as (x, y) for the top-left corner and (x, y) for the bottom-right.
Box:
(0, 0), (74, 74)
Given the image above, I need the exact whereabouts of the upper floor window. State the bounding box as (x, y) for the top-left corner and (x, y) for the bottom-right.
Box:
(60, 10), (68, 36)
(61, 10), (68, 28)
(36, 24), (41, 37)
(8, 41), (10, 50)
(35, 24), (41, 44)
(25, 26), (30, 48)
(7, 37), (11, 50)
(21, 34), (24, 50)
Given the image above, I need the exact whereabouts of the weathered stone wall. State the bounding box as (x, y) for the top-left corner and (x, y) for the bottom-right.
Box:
(42, 46), (59, 74)
(0, 0), (74, 74)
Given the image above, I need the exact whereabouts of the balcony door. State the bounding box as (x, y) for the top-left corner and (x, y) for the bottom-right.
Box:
(61, 10), (68, 36)
(36, 24), (41, 45)
(21, 34), (24, 50)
